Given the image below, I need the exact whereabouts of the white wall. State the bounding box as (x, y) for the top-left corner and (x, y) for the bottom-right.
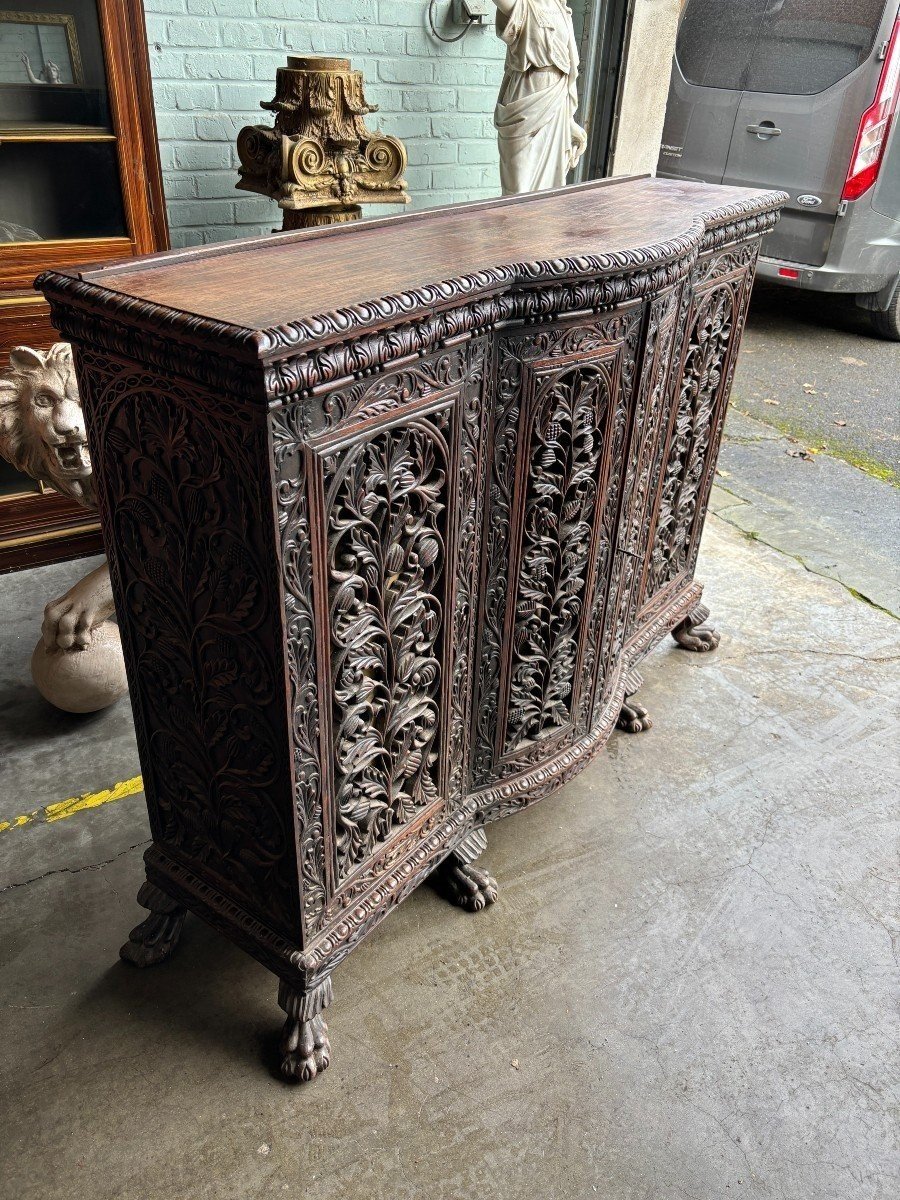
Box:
(609, 0), (682, 177)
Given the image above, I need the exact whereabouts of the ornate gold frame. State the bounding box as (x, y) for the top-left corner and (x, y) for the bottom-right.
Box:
(0, 11), (85, 87)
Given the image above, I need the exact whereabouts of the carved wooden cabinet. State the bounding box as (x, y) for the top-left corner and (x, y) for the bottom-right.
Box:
(39, 175), (785, 1082)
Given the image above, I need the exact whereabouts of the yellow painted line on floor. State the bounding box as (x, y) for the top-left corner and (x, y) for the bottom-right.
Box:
(0, 774), (144, 834)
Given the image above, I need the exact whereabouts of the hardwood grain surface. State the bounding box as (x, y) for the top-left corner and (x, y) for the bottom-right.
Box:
(68, 177), (779, 332)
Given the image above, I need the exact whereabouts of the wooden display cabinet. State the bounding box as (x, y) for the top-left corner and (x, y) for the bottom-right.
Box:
(0, 0), (167, 571)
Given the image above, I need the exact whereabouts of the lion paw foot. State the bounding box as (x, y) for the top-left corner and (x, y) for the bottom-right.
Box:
(673, 623), (720, 652)
(119, 882), (185, 967)
(436, 860), (499, 912)
(672, 603), (720, 653)
(617, 698), (652, 733)
(280, 1012), (331, 1083)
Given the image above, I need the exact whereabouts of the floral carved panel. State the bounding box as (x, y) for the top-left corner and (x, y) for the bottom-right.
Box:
(274, 342), (489, 930)
(503, 359), (612, 750)
(590, 287), (682, 719)
(646, 254), (754, 600)
(474, 311), (642, 785)
(323, 411), (449, 881)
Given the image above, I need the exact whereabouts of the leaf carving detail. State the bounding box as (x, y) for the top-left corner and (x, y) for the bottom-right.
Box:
(327, 419), (447, 876)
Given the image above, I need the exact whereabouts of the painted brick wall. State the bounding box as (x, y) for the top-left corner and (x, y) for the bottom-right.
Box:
(143, 1), (507, 247)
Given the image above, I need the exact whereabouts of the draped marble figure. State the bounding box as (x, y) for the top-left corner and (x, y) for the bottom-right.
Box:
(492, 0), (587, 195)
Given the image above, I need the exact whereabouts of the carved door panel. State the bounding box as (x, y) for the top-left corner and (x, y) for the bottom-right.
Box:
(590, 286), (684, 721)
(271, 341), (490, 937)
(473, 308), (643, 788)
(639, 244), (758, 614)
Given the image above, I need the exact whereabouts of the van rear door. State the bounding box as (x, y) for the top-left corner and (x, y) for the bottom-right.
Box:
(658, 0), (769, 183)
(721, 0), (892, 267)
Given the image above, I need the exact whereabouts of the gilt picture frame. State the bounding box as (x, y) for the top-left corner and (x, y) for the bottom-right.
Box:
(0, 11), (84, 87)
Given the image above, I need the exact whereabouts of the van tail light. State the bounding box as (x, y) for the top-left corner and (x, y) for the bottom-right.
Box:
(843, 18), (900, 201)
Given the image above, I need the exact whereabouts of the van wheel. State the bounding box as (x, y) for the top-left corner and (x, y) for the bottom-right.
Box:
(869, 277), (900, 340)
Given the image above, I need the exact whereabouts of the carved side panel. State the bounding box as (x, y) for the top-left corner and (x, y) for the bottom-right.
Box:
(474, 311), (642, 785)
(273, 341), (490, 932)
(644, 244), (756, 602)
(271, 404), (327, 930)
(684, 247), (758, 574)
(73, 349), (300, 940)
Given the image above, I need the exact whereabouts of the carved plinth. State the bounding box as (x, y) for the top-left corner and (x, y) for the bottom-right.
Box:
(236, 55), (409, 229)
(39, 176), (786, 1083)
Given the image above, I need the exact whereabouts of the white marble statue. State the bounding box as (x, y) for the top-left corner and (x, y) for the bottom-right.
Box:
(492, 0), (587, 195)
(20, 52), (63, 85)
(0, 344), (126, 713)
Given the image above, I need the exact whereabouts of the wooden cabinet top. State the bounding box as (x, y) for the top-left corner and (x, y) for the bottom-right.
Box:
(39, 177), (785, 363)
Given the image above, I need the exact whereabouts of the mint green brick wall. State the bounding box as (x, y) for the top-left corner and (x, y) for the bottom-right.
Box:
(143, 2), (506, 247)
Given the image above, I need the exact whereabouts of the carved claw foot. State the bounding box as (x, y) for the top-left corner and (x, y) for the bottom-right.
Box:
(672, 601), (720, 652)
(432, 828), (499, 912)
(438, 861), (499, 912)
(618, 697), (652, 733)
(278, 978), (333, 1083)
(617, 668), (652, 733)
(119, 881), (186, 967)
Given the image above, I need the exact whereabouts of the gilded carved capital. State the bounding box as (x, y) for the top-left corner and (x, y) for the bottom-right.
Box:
(236, 56), (409, 226)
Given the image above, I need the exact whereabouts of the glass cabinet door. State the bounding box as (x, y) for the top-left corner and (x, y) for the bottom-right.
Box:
(0, 0), (167, 571)
(0, 1), (127, 243)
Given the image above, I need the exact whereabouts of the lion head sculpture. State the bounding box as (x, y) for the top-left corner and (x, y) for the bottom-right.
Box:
(0, 343), (95, 510)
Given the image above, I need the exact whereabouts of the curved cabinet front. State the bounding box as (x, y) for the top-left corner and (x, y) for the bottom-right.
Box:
(40, 176), (785, 1079)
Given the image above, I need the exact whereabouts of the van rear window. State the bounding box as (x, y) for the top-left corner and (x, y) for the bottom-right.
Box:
(676, 0), (887, 95)
(676, 0), (769, 91)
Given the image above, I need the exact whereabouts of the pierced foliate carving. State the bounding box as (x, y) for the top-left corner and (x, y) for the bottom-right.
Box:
(505, 360), (612, 750)
(472, 338), (523, 785)
(474, 312), (641, 784)
(326, 414), (449, 879)
(648, 281), (737, 594)
(272, 343), (489, 927)
(594, 286), (682, 714)
(447, 341), (491, 801)
(582, 313), (642, 728)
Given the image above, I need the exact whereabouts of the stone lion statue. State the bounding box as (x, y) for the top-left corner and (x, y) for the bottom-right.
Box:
(0, 344), (124, 710)
(0, 344), (95, 508)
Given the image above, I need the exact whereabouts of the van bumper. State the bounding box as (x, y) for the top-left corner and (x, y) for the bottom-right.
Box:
(756, 256), (895, 298)
(756, 199), (899, 306)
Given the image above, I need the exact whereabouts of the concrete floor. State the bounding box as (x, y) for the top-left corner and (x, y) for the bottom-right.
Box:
(1, 512), (898, 1200)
